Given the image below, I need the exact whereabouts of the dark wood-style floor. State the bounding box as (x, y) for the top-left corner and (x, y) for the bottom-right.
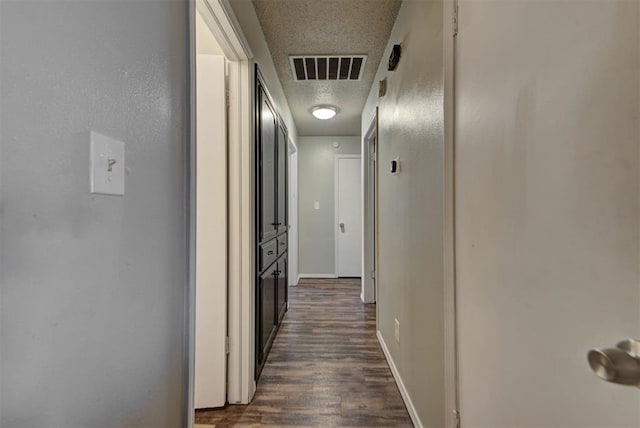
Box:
(195, 278), (413, 427)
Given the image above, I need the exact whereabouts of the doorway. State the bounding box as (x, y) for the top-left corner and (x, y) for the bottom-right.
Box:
(335, 155), (362, 278)
(188, 0), (255, 423)
(189, 1), (455, 427)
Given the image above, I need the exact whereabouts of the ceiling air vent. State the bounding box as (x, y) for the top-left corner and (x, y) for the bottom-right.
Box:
(289, 55), (367, 82)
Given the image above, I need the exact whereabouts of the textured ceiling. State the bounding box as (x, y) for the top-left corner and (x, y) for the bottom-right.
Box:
(252, 0), (402, 136)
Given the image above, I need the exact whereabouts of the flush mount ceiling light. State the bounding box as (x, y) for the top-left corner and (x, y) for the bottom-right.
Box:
(311, 105), (337, 120)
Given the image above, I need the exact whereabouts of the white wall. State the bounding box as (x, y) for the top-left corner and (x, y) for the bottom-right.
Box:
(361, 1), (445, 426)
(0, 1), (188, 426)
(455, 1), (640, 426)
(298, 136), (361, 276)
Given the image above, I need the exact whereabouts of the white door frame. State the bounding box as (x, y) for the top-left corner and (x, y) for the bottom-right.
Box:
(188, 1), (254, 426)
(288, 138), (299, 286)
(334, 154), (362, 278)
(443, 0), (458, 426)
(362, 110), (378, 303)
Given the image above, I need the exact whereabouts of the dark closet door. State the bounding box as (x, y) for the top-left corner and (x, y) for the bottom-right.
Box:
(258, 86), (277, 243)
(258, 262), (277, 366)
(276, 122), (288, 236)
(276, 253), (288, 322)
(255, 66), (289, 381)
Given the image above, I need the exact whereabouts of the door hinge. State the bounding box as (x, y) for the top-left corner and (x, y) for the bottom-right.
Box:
(225, 336), (230, 355)
(452, 0), (459, 37)
(453, 410), (461, 428)
(371, 270), (376, 279)
(226, 89), (230, 108)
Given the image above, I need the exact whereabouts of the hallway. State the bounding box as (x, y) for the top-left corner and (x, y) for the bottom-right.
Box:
(195, 279), (412, 427)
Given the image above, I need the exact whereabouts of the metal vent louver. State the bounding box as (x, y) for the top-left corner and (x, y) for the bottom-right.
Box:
(289, 55), (367, 81)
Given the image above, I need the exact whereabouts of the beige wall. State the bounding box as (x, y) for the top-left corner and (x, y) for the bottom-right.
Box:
(361, 1), (445, 426)
(297, 136), (361, 276)
(455, 1), (640, 426)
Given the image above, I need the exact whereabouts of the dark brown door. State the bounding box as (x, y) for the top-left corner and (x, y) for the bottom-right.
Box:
(277, 253), (288, 321)
(276, 122), (288, 236)
(258, 262), (277, 367)
(258, 86), (277, 243)
(255, 67), (289, 381)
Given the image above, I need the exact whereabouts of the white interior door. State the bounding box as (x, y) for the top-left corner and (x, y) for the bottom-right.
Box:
(336, 156), (362, 277)
(288, 146), (298, 286)
(195, 54), (227, 409)
(455, 1), (640, 426)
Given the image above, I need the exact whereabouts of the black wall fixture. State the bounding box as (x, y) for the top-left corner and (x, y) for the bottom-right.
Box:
(388, 44), (401, 71)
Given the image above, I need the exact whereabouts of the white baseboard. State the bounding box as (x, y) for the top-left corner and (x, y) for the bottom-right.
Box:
(289, 274), (300, 287)
(376, 330), (423, 428)
(298, 273), (339, 279)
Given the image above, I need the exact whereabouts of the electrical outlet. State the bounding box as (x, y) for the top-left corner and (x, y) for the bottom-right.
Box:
(394, 318), (400, 343)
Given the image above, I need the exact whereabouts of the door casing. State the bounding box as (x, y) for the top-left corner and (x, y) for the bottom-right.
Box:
(362, 111), (378, 303)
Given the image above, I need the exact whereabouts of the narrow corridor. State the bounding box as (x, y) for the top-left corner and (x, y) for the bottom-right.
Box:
(195, 278), (412, 427)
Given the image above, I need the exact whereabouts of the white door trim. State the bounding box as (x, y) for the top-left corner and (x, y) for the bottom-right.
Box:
(288, 138), (299, 286)
(362, 110), (378, 303)
(443, 0), (458, 426)
(334, 154), (362, 278)
(187, 4), (197, 425)
(197, 0), (253, 61)
(188, 1), (254, 426)
(226, 59), (255, 406)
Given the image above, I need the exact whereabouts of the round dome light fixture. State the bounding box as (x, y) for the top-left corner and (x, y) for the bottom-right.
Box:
(311, 105), (337, 120)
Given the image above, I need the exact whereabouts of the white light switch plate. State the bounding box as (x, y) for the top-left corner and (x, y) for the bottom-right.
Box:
(314, 201), (320, 210)
(90, 132), (125, 196)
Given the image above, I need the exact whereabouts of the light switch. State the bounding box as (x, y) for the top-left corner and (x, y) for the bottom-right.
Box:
(90, 132), (125, 196)
(314, 201), (320, 210)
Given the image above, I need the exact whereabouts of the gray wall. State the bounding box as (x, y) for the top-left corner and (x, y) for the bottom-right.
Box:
(361, 0), (445, 426)
(1, 1), (188, 427)
(298, 136), (360, 275)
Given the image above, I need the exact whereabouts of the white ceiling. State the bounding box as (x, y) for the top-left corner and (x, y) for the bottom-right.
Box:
(252, 0), (402, 136)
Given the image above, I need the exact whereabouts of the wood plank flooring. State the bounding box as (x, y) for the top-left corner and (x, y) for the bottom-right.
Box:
(195, 278), (413, 427)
